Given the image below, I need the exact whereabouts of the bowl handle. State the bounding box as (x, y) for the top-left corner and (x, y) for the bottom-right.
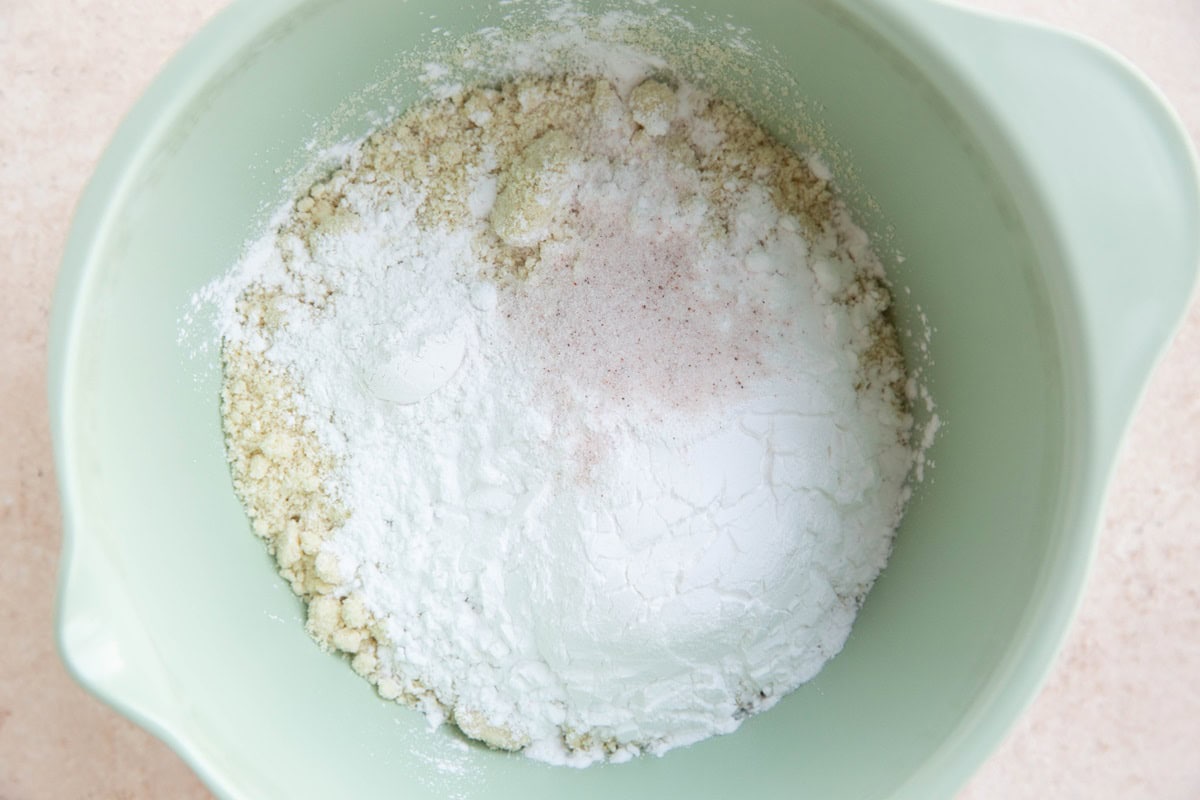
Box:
(56, 527), (184, 742)
(890, 0), (1200, 456)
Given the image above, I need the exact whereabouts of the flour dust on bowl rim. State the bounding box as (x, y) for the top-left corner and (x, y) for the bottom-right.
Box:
(49, 0), (1200, 798)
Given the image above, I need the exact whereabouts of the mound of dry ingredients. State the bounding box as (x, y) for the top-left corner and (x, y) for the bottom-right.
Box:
(217, 72), (916, 765)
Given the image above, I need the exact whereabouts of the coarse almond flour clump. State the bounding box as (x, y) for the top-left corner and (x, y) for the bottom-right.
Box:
(218, 71), (916, 765)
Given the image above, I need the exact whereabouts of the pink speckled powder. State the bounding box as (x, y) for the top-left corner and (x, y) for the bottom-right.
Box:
(507, 207), (769, 413)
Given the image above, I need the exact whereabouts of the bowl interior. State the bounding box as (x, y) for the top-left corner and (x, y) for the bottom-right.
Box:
(55, 0), (1079, 797)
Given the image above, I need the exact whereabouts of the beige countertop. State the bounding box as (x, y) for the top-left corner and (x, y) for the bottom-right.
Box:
(1, 1), (1197, 797)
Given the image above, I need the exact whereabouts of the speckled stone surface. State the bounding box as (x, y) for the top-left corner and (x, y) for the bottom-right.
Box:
(1, 1), (1196, 798)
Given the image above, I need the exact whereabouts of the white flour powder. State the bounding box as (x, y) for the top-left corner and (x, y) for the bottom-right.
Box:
(213, 70), (918, 765)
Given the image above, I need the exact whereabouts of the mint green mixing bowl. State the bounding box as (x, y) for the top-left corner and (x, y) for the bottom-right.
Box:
(50, 1), (1199, 798)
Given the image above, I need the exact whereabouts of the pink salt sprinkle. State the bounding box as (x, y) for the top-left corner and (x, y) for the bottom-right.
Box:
(502, 204), (774, 418)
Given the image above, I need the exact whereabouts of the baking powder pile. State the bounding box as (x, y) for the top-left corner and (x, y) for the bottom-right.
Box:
(215, 70), (916, 765)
